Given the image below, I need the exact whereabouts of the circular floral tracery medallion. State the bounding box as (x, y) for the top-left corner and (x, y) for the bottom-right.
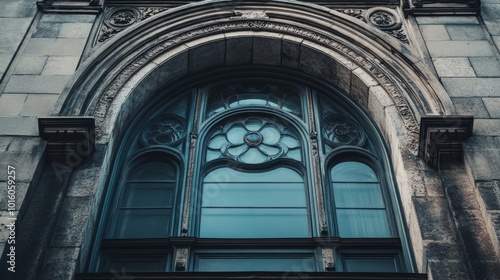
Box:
(104, 7), (142, 29)
(322, 115), (366, 148)
(207, 117), (301, 164)
(141, 115), (187, 146)
(365, 7), (401, 31)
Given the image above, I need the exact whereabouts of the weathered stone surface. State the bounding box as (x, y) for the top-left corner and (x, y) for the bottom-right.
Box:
(425, 241), (464, 261)
(451, 97), (489, 118)
(473, 119), (500, 136)
(50, 196), (93, 247)
(32, 22), (63, 38)
(0, 32), (25, 53)
(413, 197), (457, 241)
(0, 142), (45, 182)
(470, 57), (500, 77)
(477, 181), (500, 210)
(40, 14), (95, 23)
(4, 75), (70, 94)
(420, 25), (450, 41)
(20, 94), (59, 116)
(13, 55), (48, 75)
(42, 56), (79, 75)
(416, 16), (479, 25)
(464, 137), (500, 181)
(0, 0), (36, 17)
(253, 37), (281, 66)
(454, 209), (499, 260)
(0, 54), (11, 74)
(281, 39), (301, 69)
(442, 78), (500, 97)
(24, 38), (87, 56)
(0, 94), (27, 116)
(155, 48), (189, 85)
(433, 58), (475, 77)
(38, 247), (80, 280)
(427, 41), (495, 57)
(482, 98), (500, 117)
(66, 167), (102, 197)
(0, 116), (39, 136)
(428, 260), (469, 280)
(446, 25), (487, 40)
(188, 39), (225, 74)
(0, 182), (29, 211)
(225, 37), (253, 66)
(58, 23), (93, 38)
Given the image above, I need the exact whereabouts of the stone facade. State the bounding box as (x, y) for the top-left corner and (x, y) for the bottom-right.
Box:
(0, 0), (499, 279)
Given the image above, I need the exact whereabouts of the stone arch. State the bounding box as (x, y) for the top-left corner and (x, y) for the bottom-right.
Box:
(54, 0), (455, 272)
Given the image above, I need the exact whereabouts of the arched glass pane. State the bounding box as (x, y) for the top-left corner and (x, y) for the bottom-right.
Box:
(200, 167), (310, 238)
(128, 161), (176, 180)
(331, 162), (378, 182)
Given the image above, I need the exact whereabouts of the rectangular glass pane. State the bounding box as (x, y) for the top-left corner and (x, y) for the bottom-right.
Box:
(344, 257), (398, 272)
(200, 208), (309, 238)
(204, 167), (303, 183)
(106, 258), (165, 272)
(121, 183), (174, 208)
(336, 209), (391, 238)
(197, 255), (316, 272)
(202, 183), (306, 207)
(113, 209), (171, 238)
(333, 183), (384, 208)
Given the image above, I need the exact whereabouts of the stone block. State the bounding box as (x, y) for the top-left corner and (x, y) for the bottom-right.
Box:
(484, 20), (500, 37)
(469, 57), (500, 77)
(281, 39), (301, 69)
(0, 32), (25, 53)
(469, 260), (500, 280)
(38, 247), (80, 280)
(0, 94), (27, 116)
(188, 39), (225, 74)
(20, 94), (59, 116)
(58, 23), (93, 38)
(454, 210), (499, 261)
(155, 47), (189, 85)
(299, 45), (340, 90)
(426, 41), (495, 57)
(424, 170), (445, 197)
(441, 78), (500, 97)
(477, 181), (500, 210)
(13, 55), (47, 75)
(446, 25), (487, 40)
(0, 18), (32, 34)
(416, 16), (479, 25)
(473, 119), (500, 136)
(428, 260), (469, 280)
(32, 22), (62, 38)
(0, 0), (36, 18)
(66, 167), (101, 197)
(464, 139), (500, 181)
(482, 98), (500, 117)
(450, 97), (489, 118)
(253, 37), (281, 66)
(424, 241), (463, 261)
(4, 75), (70, 94)
(42, 56), (79, 75)
(0, 151), (44, 183)
(0, 54), (12, 74)
(420, 25), (450, 41)
(50, 196), (93, 247)
(413, 197), (457, 241)
(441, 172), (479, 210)
(40, 14), (95, 23)
(0, 116), (39, 136)
(225, 37), (253, 66)
(350, 68), (377, 110)
(433, 58), (475, 77)
(24, 38), (87, 56)
(368, 85), (393, 132)
(0, 182), (29, 211)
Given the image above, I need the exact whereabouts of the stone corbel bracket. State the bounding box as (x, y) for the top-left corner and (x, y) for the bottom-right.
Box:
(418, 116), (474, 169)
(38, 117), (95, 162)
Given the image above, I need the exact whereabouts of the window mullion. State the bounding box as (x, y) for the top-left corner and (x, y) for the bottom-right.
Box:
(180, 88), (204, 236)
(306, 87), (328, 237)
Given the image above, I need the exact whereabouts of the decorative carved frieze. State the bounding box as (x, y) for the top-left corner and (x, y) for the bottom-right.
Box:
(97, 6), (167, 43)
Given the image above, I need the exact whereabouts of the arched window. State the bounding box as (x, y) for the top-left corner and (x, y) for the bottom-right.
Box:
(89, 77), (415, 277)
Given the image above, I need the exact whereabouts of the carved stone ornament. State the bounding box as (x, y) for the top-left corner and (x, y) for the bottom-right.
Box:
(98, 7), (166, 43)
(94, 20), (420, 149)
(322, 115), (366, 148)
(365, 7), (402, 31)
(141, 115), (187, 147)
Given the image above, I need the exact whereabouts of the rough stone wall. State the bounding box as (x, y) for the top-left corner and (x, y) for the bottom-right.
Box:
(415, 2), (500, 278)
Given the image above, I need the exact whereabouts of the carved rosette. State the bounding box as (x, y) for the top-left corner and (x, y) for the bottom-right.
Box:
(141, 115), (187, 146)
(207, 117), (301, 164)
(365, 7), (402, 31)
(98, 7), (167, 43)
(322, 115), (366, 148)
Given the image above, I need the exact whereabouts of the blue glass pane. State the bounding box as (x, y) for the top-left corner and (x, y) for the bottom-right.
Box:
(336, 209), (391, 238)
(129, 161), (175, 180)
(107, 258), (165, 272)
(204, 168), (302, 183)
(344, 257), (398, 272)
(113, 209), (171, 238)
(202, 183), (306, 207)
(331, 162), (378, 182)
(333, 183), (384, 208)
(200, 208), (309, 238)
(121, 183), (174, 207)
(197, 255), (315, 272)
